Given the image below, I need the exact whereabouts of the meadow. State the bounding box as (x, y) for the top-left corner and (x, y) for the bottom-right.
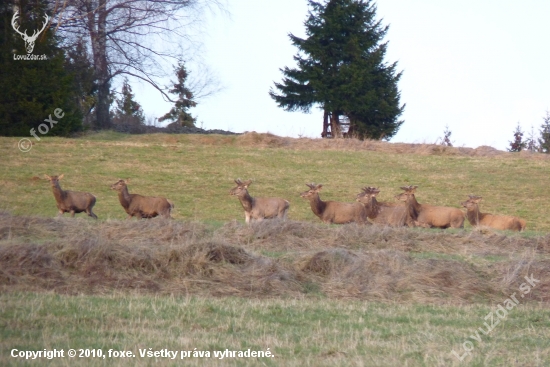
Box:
(1, 132), (550, 366)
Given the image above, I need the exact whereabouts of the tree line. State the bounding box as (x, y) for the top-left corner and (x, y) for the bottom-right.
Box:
(0, 0), (208, 136)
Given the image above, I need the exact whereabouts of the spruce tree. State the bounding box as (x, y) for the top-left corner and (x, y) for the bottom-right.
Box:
(270, 0), (404, 139)
(112, 79), (145, 125)
(507, 123), (526, 152)
(0, 0), (82, 136)
(158, 62), (197, 128)
(538, 111), (550, 153)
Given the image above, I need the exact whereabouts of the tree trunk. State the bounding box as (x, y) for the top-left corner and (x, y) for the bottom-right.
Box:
(322, 109), (329, 138)
(330, 112), (341, 138)
(87, 0), (111, 130)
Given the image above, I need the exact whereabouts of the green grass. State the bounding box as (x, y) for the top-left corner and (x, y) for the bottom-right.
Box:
(2, 132), (550, 366)
(2, 292), (549, 367)
(1, 132), (548, 231)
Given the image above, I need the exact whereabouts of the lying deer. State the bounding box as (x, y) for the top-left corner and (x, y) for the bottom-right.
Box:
(461, 195), (526, 231)
(44, 174), (97, 219)
(300, 183), (367, 224)
(356, 187), (409, 226)
(229, 179), (290, 223)
(395, 185), (464, 229)
(110, 179), (173, 219)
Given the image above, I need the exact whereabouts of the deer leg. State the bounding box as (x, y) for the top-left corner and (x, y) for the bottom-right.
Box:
(88, 210), (98, 219)
(70, 210), (75, 218)
(245, 212), (251, 224)
(57, 210), (64, 217)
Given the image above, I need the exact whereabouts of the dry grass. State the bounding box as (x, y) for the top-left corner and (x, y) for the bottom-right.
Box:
(2, 211), (549, 305)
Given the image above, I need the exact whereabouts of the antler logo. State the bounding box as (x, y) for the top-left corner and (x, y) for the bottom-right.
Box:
(11, 12), (50, 54)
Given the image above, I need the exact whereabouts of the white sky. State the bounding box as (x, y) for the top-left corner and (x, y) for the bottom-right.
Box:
(137, 0), (550, 150)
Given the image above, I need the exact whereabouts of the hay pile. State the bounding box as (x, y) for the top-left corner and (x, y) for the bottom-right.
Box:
(1, 211), (549, 305)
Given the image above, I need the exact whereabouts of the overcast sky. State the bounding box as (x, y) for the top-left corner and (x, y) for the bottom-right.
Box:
(137, 0), (550, 150)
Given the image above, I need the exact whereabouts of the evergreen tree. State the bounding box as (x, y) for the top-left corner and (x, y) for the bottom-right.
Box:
(112, 79), (145, 125)
(0, 0), (82, 136)
(538, 111), (550, 153)
(507, 123), (526, 152)
(270, 0), (404, 140)
(158, 62), (197, 128)
(64, 38), (97, 127)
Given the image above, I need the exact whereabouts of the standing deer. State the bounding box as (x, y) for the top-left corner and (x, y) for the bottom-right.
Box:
(355, 187), (409, 226)
(395, 185), (464, 229)
(44, 174), (97, 219)
(461, 195), (526, 231)
(300, 183), (367, 224)
(229, 179), (289, 223)
(110, 179), (173, 219)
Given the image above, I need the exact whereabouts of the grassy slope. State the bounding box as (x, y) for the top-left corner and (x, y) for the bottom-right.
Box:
(0, 131), (547, 230)
(1, 132), (550, 366)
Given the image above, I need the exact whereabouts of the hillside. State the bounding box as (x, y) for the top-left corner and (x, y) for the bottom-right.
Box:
(1, 131), (548, 230)
(2, 132), (550, 366)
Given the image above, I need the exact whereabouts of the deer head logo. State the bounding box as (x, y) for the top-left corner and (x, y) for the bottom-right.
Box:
(11, 12), (50, 54)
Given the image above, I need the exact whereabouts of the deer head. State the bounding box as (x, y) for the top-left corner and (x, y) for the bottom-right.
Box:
(110, 179), (129, 192)
(12, 12), (50, 54)
(229, 179), (253, 197)
(395, 185), (418, 201)
(44, 174), (64, 186)
(356, 186), (380, 203)
(300, 183), (323, 199)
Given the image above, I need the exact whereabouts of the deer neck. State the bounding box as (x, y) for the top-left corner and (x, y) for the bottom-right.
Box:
(309, 193), (327, 218)
(367, 196), (381, 218)
(406, 194), (421, 219)
(466, 205), (482, 226)
(51, 183), (66, 202)
(238, 191), (254, 212)
(117, 186), (132, 209)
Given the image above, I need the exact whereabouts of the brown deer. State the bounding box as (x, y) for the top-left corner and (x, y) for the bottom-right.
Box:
(229, 179), (290, 223)
(300, 183), (367, 224)
(44, 174), (97, 219)
(355, 187), (409, 226)
(395, 185), (464, 229)
(461, 195), (526, 231)
(110, 179), (173, 219)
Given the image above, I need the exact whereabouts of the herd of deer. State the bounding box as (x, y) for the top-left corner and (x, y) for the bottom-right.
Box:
(43, 175), (527, 232)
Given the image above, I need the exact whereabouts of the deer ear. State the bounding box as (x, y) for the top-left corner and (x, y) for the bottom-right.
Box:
(44, 174), (51, 180)
(58, 174), (64, 180)
(125, 178), (130, 184)
(244, 180), (253, 187)
(316, 184), (323, 191)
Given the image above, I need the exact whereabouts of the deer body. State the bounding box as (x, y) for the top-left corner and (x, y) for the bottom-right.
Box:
(396, 186), (464, 229)
(462, 196), (526, 231)
(230, 179), (289, 223)
(45, 174), (97, 219)
(110, 179), (173, 219)
(356, 187), (409, 226)
(301, 184), (367, 224)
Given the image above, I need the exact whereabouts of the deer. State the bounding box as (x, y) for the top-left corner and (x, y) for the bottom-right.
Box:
(300, 183), (368, 224)
(110, 179), (173, 219)
(229, 179), (290, 223)
(12, 12), (50, 54)
(394, 185), (464, 229)
(44, 174), (97, 219)
(461, 195), (526, 231)
(355, 187), (410, 226)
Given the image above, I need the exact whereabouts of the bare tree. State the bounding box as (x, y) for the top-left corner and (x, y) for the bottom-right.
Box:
(52, 0), (223, 129)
